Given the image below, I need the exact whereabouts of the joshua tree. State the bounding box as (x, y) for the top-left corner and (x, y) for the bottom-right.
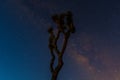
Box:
(48, 11), (75, 80)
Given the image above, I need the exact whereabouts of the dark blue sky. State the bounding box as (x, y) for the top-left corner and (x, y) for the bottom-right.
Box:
(0, 0), (120, 80)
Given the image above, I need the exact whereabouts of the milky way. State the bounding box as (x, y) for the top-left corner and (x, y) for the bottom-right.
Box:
(1, 0), (120, 80)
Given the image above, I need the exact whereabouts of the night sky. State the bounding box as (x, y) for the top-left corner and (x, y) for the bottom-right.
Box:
(1, 0), (120, 80)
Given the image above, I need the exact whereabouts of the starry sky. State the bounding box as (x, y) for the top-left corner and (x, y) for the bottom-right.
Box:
(0, 0), (120, 80)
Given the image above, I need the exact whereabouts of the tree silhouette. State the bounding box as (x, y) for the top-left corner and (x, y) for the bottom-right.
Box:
(48, 11), (76, 80)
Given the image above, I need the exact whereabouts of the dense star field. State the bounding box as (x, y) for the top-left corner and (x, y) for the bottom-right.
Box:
(0, 0), (120, 80)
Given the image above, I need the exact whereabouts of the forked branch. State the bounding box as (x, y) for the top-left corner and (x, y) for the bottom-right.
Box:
(48, 11), (75, 80)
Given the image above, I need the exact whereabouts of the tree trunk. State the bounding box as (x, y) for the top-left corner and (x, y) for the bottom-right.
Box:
(51, 56), (64, 80)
